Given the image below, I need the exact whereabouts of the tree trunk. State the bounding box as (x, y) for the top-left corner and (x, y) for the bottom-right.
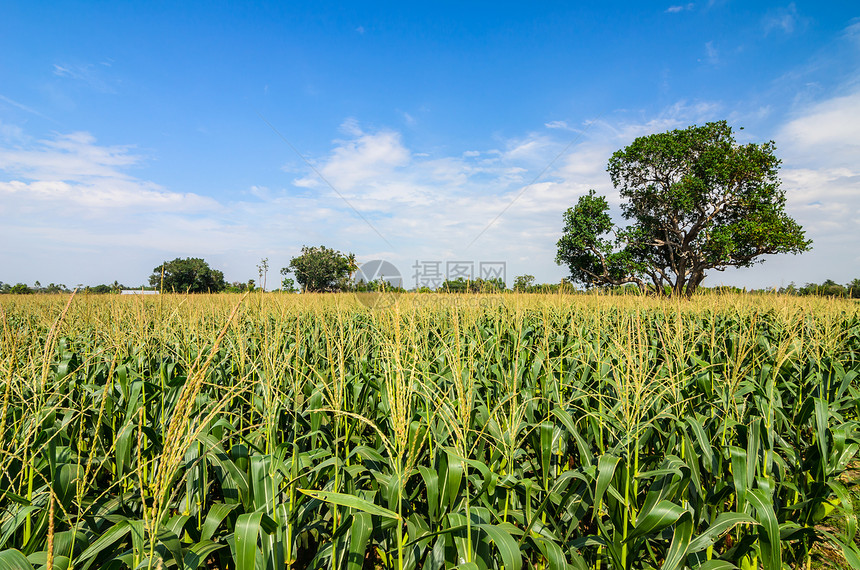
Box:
(685, 272), (706, 297)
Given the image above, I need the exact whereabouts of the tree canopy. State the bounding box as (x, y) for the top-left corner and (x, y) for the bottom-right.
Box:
(281, 246), (356, 292)
(556, 121), (811, 296)
(149, 258), (227, 293)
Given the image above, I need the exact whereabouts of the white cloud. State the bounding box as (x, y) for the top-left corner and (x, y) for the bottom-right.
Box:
(0, 132), (215, 212)
(0, 120), (26, 144)
(704, 41), (719, 64)
(777, 90), (860, 166)
(295, 127), (411, 195)
(763, 3), (800, 35)
(0, 94), (51, 120)
(665, 4), (694, 13)
(747, 86), (860, 285)
(52, 62), (118, 93)
(544, 120), (569, 130)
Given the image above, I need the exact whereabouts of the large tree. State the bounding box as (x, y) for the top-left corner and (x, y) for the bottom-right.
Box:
(556, 121), (811, 296)
(149, 258), (227, 293)
(281, 246), (356, 292)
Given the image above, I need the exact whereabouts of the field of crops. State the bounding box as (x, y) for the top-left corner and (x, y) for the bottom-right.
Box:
(1, 292), (859, 570)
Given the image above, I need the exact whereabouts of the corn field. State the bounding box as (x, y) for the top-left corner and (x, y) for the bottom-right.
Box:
(1, 292), (859, 570)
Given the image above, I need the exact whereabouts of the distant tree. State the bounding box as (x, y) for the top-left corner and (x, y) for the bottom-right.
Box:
(440, 277), (504, 293)
(10, 283), (33, 294)
(556, 121), (812, 297)
(473, 277), (505, 292)
(281, 277), (298, 293)
(257, 258), (269, 291)
(281, 246), (357, 292)
(848, 278), (860, 299)
(89, 284), (113, 294)
(441, 278), (468, 293)
(799, 279), (847, 297)
(513, 274), (535, 292)
(149, 258), (227, 293)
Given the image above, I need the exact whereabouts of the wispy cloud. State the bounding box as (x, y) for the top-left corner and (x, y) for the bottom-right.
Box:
(0, 131), (214, 212)
(0, 94), (52, 120)
(665, 4), (694, 14)
(544, 120), (570, 129)
(52, 62), (118, 93)
(704, 41), (719, 64)
(763, 3), (802, 35)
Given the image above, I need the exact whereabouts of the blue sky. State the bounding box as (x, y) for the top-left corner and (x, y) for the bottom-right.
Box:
(1, 1), (858, 289)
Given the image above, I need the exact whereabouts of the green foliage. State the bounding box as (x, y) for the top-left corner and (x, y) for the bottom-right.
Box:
(148, 257), (227, 293)
(557, 121), (811, 297)
(281, 245), (356, 292)
(86, 284), (113, 294)
(513, 274), (535, 292)
(8, 283), (33, 294)
(556, 190), (644, 289)
(227, 280), (250, 293)
(2, 294), (859, 570)
(441, 277), (506, 293)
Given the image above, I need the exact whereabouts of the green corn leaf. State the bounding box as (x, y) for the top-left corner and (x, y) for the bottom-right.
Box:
(747, 488), (781, 570)
(129, 519), (145, 566)
(47, 554), (71, 570)
(346, 512), (373, 570)
(688, 512), (758, 553)
(475, 523), (522, 570)
(297, 489), (401, 520)
(418, 466), (440, 523)
(76, 520), (131, 566)
(0, 505), (39, 547)
(728, 447), (748, 509)
(813, 398), (829, 477)
(183, 540), (226, 570)
(594, 454), (620, 514)
(529, 535), (568, 570)
(540, 422), (553, 488)
(0, 549), (35, 569)
(660, 511), (693, 570)
(156, 527), (183, 569)
(201, 503), (240, 541)
(686, 417), (713, 469)
(693, 560), (739, 570)
(234, 512), (276, 570)
(198, 433), (250, 503)
(403, 525), (468, 549)
(827, 479), (857, 543)
(745, 419), (761, 487)
(626, 500), (686, 541)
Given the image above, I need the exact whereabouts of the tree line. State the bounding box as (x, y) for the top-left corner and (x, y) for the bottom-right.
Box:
(5, 271), (858, 298)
